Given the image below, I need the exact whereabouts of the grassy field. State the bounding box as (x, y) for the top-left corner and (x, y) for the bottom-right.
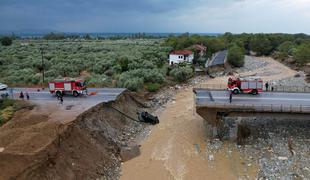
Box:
(0, 39), (191, 91)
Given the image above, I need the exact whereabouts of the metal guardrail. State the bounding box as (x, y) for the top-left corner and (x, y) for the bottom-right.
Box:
(195, 99), (310, 113)
(194, 84), (310, 93)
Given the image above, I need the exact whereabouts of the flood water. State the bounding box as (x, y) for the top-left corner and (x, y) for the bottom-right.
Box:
(121, 88), (258, 180)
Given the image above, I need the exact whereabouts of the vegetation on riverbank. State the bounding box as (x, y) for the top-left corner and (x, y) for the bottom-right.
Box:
(0, 99), (34, 126)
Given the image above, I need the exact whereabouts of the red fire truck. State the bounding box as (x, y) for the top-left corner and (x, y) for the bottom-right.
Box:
(227, 76), (263, 95)
(49, 78), (87, 97)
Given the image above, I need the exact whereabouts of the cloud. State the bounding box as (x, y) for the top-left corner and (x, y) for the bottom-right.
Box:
(0, 0), (309, 33)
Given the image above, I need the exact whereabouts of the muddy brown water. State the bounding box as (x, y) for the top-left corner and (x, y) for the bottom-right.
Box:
(121, 88), (258, 180)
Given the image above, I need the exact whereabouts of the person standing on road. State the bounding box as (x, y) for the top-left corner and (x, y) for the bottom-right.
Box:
(19, 91), (24, 100)
(265, 82), (269, 91)
(59, 95), (63, 105)
(229, 90), (233, 103)
(26, 92), (30, 100)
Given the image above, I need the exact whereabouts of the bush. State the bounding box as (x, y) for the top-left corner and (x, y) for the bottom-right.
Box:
(293, 43), (310, 64)
(1, 36), (13, 46)
(0, 99), (15, 126)
(123, 77), (144, 91)
(146, 83), (161, 92)
(249, 35), (273, 55)
(169, 66), (193, 82)
(85, 74), (112, 87)
(118, 73), (144, 91)
(0, 106), (14, 125)
(0, 99), (14, 109)
(227, 45), (245, 67)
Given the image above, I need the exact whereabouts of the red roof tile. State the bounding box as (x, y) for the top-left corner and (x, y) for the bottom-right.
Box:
(190, 44), (207, 51)
(170, 50), (193, 55)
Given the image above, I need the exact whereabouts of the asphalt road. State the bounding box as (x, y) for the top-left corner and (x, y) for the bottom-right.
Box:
(2, 88), (126, 103)
(195, 89), (310, 107)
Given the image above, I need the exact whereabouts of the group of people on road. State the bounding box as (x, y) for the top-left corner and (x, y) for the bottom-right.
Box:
(19, 91), (30, 100)
(18, 90), (64, 105)
(264, 82), (274, 91)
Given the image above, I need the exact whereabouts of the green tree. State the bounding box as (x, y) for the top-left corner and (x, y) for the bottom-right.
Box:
(227, 45), (245, 67)
(1, 36), (13, 46)
(276, 41), (295, 59)
(43, 32), (66, 40)
(249, 34), (273, 55)
(293, 43), (310, 64)
(169, 66), (193, 82)
(205, 37), (226, 56)
(84, 34), (92, 40)
(117, 57), (129, 72)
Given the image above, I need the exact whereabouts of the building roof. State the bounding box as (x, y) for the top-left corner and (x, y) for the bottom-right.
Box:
(170, 50), (193, 55)
(189, 44), (207, 51)
(209, 50), (228, 66)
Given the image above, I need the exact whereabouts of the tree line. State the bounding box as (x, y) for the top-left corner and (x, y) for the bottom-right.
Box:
(165, 32), (310, 66)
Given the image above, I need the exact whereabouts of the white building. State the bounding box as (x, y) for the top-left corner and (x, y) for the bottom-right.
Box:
(169, 50), (194, 65)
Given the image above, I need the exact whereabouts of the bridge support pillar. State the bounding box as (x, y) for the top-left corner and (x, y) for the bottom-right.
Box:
(197, 107), (226, 138)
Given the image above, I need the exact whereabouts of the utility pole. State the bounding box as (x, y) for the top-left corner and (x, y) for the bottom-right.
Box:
(40, 47), (45, 89)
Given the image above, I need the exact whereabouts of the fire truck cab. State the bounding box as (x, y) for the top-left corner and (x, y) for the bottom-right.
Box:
(227, 76), (263, 95)
(49, 78), (87, 97)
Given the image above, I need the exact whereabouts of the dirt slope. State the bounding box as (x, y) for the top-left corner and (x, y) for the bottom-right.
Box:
(121, 88), (258, 180)
(0, 91), (144, 180)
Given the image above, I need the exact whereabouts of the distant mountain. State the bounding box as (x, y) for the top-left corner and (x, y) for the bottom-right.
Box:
(0, 29), (60, 36)
(0, 30), (222, 38)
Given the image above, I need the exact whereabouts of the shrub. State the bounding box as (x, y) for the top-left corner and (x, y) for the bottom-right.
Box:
(0, 99), (15, 126)
(123, 77), (144, 91)
(169, 66), (193, 82)
(119, 69), (164, 84)
(0, 106), (14, 124)
(85, 74), (112, 87)
(227, 45), (245, 67)
(249, 35), (273, 55)
(146, 83), (161, 92)
(0, 99), (14, 109)
(1, 36), (13, 46)
(293, 43), (310, 64)
(118, 73), (144, 91)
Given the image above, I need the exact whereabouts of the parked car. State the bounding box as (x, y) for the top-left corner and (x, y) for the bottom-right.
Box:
(0, 90), (9, 99)
(0, 83), (8, 90)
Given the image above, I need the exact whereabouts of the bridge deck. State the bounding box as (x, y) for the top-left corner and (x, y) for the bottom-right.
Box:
(194, 89), (310, 113)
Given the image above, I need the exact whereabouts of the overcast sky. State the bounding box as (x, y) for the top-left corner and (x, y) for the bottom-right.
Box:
(1, 0), (310, 34)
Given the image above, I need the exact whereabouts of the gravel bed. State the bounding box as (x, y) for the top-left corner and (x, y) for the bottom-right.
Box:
(270, 71), (310, 87)
(235, 56), (269, 73)
(205, 117), (310, 179)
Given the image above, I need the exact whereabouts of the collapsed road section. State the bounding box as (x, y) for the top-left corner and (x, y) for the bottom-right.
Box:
(0, 90), (150, 180)
(193, 88), (310, 140)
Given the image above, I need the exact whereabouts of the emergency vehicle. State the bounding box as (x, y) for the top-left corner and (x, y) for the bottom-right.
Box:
(49, 78), (87, 97)
(227, 76), (263, 95)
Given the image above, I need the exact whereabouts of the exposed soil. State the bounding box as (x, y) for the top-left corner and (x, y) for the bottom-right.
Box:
(121, 88), (258, 180)
(120, 56), (309, 180)
(206, 56), (299, 86)
(0, 55), (308, 180)
(277, 57), (310, 83)
(0, 91), (145, 180)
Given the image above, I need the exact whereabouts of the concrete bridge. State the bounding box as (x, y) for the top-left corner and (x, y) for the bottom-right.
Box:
(193, 88), (310, 139)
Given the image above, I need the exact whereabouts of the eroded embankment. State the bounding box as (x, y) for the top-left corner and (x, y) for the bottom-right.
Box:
(0, 91), (144, 180)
